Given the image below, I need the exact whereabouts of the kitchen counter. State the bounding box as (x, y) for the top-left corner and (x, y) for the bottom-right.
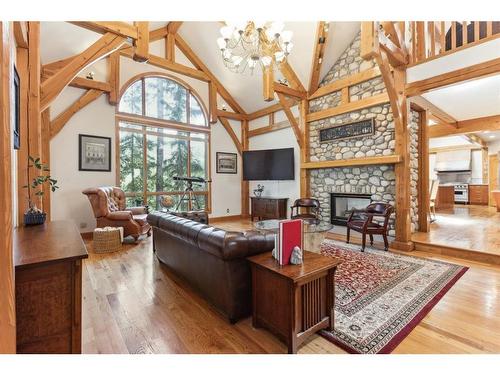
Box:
(436, 185), (455, 209)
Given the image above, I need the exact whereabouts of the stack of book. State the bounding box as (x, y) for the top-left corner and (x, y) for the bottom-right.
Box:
(274, 219), (303, 265)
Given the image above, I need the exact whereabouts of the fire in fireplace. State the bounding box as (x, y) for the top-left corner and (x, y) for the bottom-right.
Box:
(330, 193), (372, 226)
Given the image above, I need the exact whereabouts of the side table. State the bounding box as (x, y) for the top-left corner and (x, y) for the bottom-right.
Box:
(248, 251), (341, 354)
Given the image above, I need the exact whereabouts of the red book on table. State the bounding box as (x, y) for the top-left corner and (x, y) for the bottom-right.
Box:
(278, 219), (303, 265)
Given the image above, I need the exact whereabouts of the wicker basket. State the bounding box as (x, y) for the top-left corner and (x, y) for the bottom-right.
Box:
(93, 227), (123, 253)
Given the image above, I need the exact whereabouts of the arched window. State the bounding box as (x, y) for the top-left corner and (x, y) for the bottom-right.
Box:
(116, 74), (210, 212)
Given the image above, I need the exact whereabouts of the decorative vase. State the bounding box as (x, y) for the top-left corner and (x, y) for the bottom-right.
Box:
(24, 212), (47, 226)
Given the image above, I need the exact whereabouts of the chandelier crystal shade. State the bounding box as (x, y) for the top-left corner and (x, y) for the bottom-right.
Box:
(217, 21), (294, 74)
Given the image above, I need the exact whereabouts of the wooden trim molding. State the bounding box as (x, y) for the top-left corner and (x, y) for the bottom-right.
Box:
(429, 114), (500, 138)
(301, 155), (402, 169)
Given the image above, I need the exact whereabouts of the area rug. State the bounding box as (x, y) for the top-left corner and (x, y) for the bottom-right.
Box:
(319, 239), (468, 354)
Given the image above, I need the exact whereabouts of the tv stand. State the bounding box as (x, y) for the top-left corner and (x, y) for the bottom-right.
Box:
(250, 197), (288, 221)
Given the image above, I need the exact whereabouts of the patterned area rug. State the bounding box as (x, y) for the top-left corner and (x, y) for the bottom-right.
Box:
(319, 239), (468, 354)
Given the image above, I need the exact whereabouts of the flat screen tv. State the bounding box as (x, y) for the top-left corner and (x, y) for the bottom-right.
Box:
(243, 148), (294, 181)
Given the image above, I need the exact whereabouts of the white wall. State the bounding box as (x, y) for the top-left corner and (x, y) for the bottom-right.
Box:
(50, 49), (242, 232)
(248, 116), (301, 218)
(488, 140), (500, 155)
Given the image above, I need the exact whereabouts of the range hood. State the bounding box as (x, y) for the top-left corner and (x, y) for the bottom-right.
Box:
(435, 149), (471, 173)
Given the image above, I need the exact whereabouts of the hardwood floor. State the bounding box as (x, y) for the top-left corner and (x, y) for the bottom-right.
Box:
(412, 204), (500, 257)
(82, 219), (500, 354)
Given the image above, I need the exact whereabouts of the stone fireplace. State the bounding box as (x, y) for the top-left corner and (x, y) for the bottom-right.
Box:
(307, 32), (419, 236)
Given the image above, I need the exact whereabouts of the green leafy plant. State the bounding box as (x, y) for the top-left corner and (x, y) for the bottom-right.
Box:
(23, 156), (59, 213)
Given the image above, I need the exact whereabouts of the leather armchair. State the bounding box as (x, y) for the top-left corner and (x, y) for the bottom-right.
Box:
(346, 202), (393, 252)
(82, 187), (151, 241)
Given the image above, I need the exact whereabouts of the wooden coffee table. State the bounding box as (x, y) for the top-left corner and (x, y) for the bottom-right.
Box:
(248, 251), (341, 354)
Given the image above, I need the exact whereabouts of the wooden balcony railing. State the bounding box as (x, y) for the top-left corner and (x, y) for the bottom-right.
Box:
(406, 21), (500, 65)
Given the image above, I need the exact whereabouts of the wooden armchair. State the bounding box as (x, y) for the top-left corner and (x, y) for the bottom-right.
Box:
(346, 202), (393, 252)
(82, 187), (151, 241)
(290, 198), (321, 224)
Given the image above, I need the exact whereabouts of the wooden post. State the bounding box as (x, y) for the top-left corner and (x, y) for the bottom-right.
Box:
(16, 45), (29, 223)
(392, 68), (413, 251)
(416, 22), (426, 62)
(360, 22), (376, 60)
(241, 120), (249, 218)
(133, 21), (149, 62)
(166, 33), (175, 61)
(107, 51), (119, 105)
(209, 81), (218, 124)
(263, 65), (274, 102)
(417, 110), (430, 232)
(0, 20), (16, 354)
(41, 108), (51, 220)
(27, 21), (42, 210)
(299, 99), (310, 198)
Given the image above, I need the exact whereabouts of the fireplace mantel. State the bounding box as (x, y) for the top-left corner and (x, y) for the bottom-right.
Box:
(301, 154), (402, 170)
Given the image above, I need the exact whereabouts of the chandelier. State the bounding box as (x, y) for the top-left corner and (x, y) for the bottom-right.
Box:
(216, 21), (293, 74)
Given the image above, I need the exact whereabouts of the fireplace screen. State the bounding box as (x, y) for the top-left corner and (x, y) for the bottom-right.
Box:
(330, 193), (372, 226)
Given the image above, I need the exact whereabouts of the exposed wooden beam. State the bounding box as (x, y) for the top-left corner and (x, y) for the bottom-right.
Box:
(378, 30), (408, 67)
(427, 113), (457, 131)
(120, 47), (210, 82)
(216, 109), (247, 121)
(417, 110), (430, 232)
(43, 68), (112, 92)
(41, 33), (125, 111)
(218, 117), (243, 154)
(273, 82), (306, 99)
(42, 55), (75, 72)
(247, 98), (297, 120)
(248, 118), (296, 137)
(360, 22), (377, 60)
(464, 133), (488, 148)
(50, 89), (103, 139)
(133, 22), (149, 62)
(380, 22), (402, 48)
(167, 22), (183, 34)
(263, 66), (274, 102)
(16, 46), (29, 223)
(107, 51), (120, 104)
(306, 92), (390, 122)
(209, 82), (217, 124)
(13, 21), (28, 48)
(0, 21), (16, 354)
(279, 61), (306, 93)
(309, 21), (328, 94)
(429, 114), (500, 138)
(277, 92), (303, 148)
(309, 67), (381, 100)
(406, 57), (500, 96)
(174, 35), (246, 114)
(241, 119), (249, 218)
(149, 26), (169, 42)
(410, 95), (457, 125)
(299, 99), (310, 198)
(301, 155), (402, 169)
(69, 21), (138, 40)
(374, 48), (402, 127)
(166, 33), (175, 61)
(27, 22), (42, 209)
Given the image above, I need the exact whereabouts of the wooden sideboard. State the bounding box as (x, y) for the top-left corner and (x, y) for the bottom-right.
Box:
(13, 221), (88, 354)
(469, 184), (489, 205)
(250, 197), (288, 221)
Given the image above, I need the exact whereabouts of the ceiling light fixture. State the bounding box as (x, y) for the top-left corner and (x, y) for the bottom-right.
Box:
(217, 21), (293, 75)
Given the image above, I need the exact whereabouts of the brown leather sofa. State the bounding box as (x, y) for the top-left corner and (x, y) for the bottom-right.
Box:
(83, 187), (151, 240)
(147, 211), (275, 323)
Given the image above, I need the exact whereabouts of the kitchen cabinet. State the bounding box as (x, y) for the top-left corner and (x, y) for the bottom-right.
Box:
(435, 185), (455, 209)
(469, 185), (489, 205)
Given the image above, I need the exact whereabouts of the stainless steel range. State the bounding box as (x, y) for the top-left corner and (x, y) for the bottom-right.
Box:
(454, 184), (469, 203)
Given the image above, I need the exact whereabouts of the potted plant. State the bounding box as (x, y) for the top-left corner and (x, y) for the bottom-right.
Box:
(23, 156), (59, 226)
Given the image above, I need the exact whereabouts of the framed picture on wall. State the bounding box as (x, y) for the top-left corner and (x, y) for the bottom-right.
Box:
(78, 134), (111, 172)
(216, 152), (237, 174)
(13, 66), (20, 150)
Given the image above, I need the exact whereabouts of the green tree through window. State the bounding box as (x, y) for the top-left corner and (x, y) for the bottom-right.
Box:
(117, 75), (209, 212)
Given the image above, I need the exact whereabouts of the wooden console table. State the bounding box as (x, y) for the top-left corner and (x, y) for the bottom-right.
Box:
(250, 196), (288, 221)
(13, 221), (88, 353)
(248, 251), (341, 354)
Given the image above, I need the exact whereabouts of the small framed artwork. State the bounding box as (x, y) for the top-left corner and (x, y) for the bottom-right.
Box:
(13, 66), (20, 150)
(216, 152), (237, 174)
(79, 134), (111, 172)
